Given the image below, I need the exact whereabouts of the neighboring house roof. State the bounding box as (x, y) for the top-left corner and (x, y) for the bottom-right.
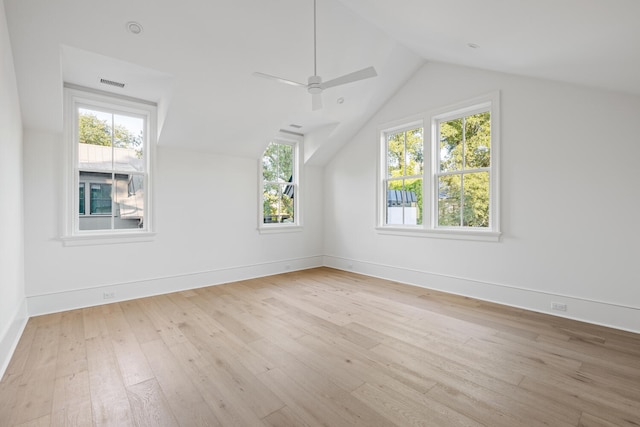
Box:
(387, 189), (416, 205)
(78, 143), (143, 173)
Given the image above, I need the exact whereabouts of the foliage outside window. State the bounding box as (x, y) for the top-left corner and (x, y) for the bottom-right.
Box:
(436, 111), (491, 227)
(260, 139), (301, 229)
(379, 93), (500, 240)
(63, 86), (156, 240)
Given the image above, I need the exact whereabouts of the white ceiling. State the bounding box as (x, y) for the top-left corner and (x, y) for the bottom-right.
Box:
(5, 0), (639, 164)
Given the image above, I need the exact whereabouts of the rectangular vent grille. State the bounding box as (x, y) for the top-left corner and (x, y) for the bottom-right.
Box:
(100, 78), (125, 88)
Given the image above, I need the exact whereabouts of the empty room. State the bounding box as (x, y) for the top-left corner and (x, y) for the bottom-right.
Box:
(1, 0), (639, 425)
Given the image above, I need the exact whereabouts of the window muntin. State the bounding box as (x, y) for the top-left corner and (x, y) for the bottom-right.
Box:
(378, 93), (499, 239)
(64, 86), (155, 239)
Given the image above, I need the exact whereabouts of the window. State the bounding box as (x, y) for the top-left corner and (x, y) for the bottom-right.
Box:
(436, 110), (491, 228)
(63, 85), (156, 242)
(260, 137), (302, 230)
(384, 126), (424, 226)
(378, 92), (500, 241)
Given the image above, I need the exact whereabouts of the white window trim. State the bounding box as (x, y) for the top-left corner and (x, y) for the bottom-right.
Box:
(258, 134), (303, 234)
(376, 91), (501, 242)
(60, 85), (157, 246)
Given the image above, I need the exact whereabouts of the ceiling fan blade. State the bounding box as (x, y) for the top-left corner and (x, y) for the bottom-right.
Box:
(320, 66), (377, 90)
(312, 93), (322, 111)
(252, 72), (306, 88)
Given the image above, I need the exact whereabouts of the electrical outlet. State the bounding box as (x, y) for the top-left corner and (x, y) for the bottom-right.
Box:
(103, 291), (116, 300)
(551, 302), (567, 312)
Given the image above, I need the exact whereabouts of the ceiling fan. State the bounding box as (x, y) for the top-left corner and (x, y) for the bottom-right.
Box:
(253, 0), (377, 111)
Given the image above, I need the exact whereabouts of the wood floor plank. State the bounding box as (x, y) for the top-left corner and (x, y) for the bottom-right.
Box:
(140, 339), (221, 426)
(55, 310), (88, 379)
(50, 370), (93, 426)
(167, 340), (268, 426)
(85, 332), (133, 426)
(119, 299), (162, 345)
(352, 381), (482, 427)
(9, 321), (60, 425)
(1, 268), (639, 426)
(126, 378), (178, 427)
(103, 309), (155, 387)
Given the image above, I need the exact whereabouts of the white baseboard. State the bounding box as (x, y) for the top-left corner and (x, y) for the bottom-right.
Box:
(27, 256), (324, 316)
(324, 255), (640, 334)
(0, 299), (28, 380)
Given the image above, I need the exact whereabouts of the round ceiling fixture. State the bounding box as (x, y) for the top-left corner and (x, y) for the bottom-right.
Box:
(126, 21), (144, 35)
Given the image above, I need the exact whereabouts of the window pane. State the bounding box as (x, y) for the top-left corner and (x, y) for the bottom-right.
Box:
(262, 143), (278, 181)
(263, 142), (293, 183)
(263, 183), (294, 223)
(463, 171), (490, 227)
(279, 184), (294, 222)
(90, 183), (112, 215)
(386, 131), (405, 178)
(79, 182), (85, 215)
(405, 128), (424, 176)
(115, 174), (144, 229)
(404, 178), (422, 225)
(277, 144), (293, 182)
(438, 175), (461, 226)
(464, 112), (491, 169)
(386, 179), (422, 225)
(263, 183), (278, 223)
(78, 108), (113, 170)
(113, 114), (145, 172)
(439, 118), (463, 172)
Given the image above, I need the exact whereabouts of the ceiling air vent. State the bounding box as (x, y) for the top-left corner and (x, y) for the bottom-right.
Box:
(99, 78), (125, 89)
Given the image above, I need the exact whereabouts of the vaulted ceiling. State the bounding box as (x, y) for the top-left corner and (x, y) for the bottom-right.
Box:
(5, 0), (639, 165)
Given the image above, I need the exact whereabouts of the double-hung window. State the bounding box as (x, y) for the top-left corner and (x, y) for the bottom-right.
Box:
(63, 86), (156, 243)
(259, 136), (302, 231)
(378, 92), (500, 240)
(383, 125), (424, 226)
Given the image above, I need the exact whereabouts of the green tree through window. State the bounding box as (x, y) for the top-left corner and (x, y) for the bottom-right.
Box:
(437, 112), (491, 227)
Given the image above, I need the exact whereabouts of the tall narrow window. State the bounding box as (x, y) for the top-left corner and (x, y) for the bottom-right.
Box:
(384, 126), (424, 226)
(63, 86), (156, 241)
(436, 110), (491, 228)
(262, 141), (295, 224)
(260, 137), (302, 230)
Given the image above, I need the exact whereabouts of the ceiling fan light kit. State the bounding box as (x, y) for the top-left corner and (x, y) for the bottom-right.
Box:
(253, 0), (377, 110)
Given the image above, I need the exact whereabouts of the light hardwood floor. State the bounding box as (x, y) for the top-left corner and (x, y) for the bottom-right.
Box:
(1, 267), (639, 426)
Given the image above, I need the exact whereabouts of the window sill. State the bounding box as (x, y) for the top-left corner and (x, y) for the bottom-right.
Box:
(59, 231), (156, 246)
(258, 225), (303, 235)
(376, 226), (501, 242)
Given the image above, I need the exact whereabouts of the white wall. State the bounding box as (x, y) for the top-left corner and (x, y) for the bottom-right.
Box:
(0, 0), (27, 377)
(23, 132), (324, 314)
(324, 62), (640, 332)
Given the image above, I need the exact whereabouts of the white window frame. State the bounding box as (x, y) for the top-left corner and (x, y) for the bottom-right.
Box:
(61, 85), (157, 246)
(258, 134), (303, 233)
(377, 92), (501, 242)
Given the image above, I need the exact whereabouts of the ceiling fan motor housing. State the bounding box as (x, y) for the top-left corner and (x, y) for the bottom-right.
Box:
(307, 75), (322, 94)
